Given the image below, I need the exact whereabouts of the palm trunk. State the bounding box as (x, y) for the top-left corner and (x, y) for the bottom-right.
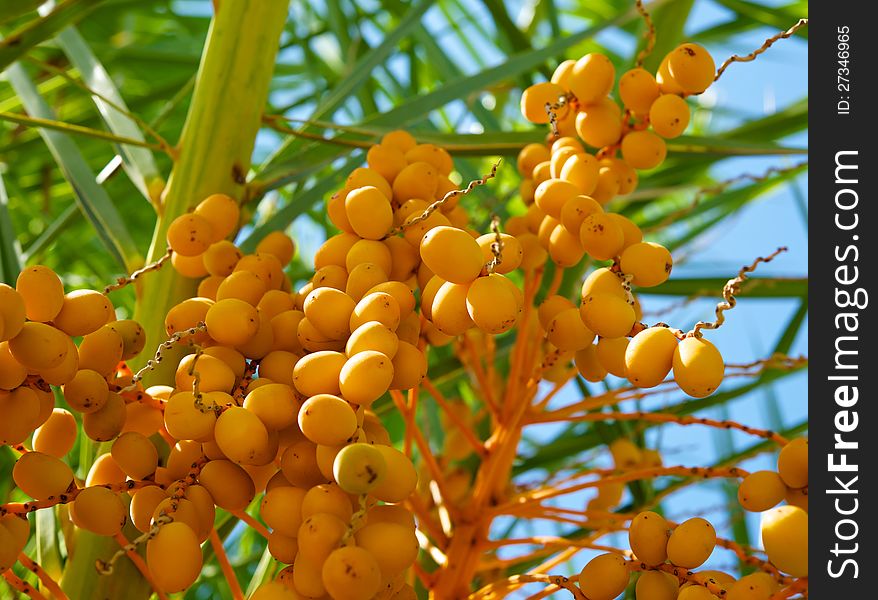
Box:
(131, 0), (288, 383)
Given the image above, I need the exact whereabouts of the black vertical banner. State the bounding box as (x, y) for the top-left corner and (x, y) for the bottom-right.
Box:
(810, 5), (876, 597)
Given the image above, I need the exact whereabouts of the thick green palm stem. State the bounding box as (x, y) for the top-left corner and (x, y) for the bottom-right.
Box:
(132, 0), (289, 385)
(60, 510), (152, 600)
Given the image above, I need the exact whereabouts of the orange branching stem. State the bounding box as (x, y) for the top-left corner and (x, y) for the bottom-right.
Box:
(229, 509), (269, 540)
(633, 0), (656, 67)
(544, 266), (564, 298)
(209, 530), (245, 600)
(544, 94), (571, 138)
(406, 386), (419, 456)
(157, 427), (177, 448)
(531, 545), (585, 575)
(428, 480), (454, 539)
(505, 552), (593, 600)
(128, 323), (208, 388)
(459, 334), (500, 418)
(690, 247), (788, 338)
(524, 465), (622, 493)
(536, 505), (633, 520)
(485, 330), (498, 394)
(713, 538), (791, 584)
(768, 579), (809, 600)
(405, 493), (448, 549)
(229, 359), (258, 405)
(16, 553), (70, 600)
(0, 480), (161, 516)
(480, 562), (745, 600)
(422, 377), (485, 457)
(392, 389), (414, 458)
(479, 545), (566, 573)
(723, 366), (801, 382)
(184, 455), (209, 485)
(496, 465), (749, 512)
(411, 561), (433, 590)
(522, 511), (593, 528)
(471, 573), (587, 600)
(485, 536), (627, 554)
(714, 19), (809, 81)
(98, 515), (170, 576)
(526, 587), (559, 600)
(527, 410), (790, 444)
(631, 563), (731, 596)
(400, 386), (415, 456)
(725, 353), (807, 370)
(531, 370), (577, 412)
(416, 528), (448, 567)
(483, 215), (505, 275)
(112, 532), (170, 600)
(429, 266), (563, 596)
(2, 571), (50, 600)
(502, 269), (540, 421)
(532, 509), (619, 526)
(534, 382), (671, 421)
(389, 390), (456, 512)
(103, 248), (173, 295)
(387, 161), (501, 237)
(550, 464), (748, 494)
(650, 461), (792, 510)
(502, 505), (631, 530)
(479, 546), (570, 573)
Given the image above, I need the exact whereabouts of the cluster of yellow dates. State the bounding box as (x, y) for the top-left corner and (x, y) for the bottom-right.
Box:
(161, 180), (429, 597)
(514, 46), (726, 399)
(1, 269), (147, 569)
(549, 434), (805, 600)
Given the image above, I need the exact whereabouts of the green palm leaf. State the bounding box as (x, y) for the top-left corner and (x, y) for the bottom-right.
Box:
(0, 0), (105, 73)
(5, 62), (142, 271)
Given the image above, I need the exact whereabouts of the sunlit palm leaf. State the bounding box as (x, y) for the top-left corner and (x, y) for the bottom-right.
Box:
(0, 0), (105, 73)
(55, 26), (164, 202)
(0, 173), (22, 283)
(6, 62), (142, 271)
